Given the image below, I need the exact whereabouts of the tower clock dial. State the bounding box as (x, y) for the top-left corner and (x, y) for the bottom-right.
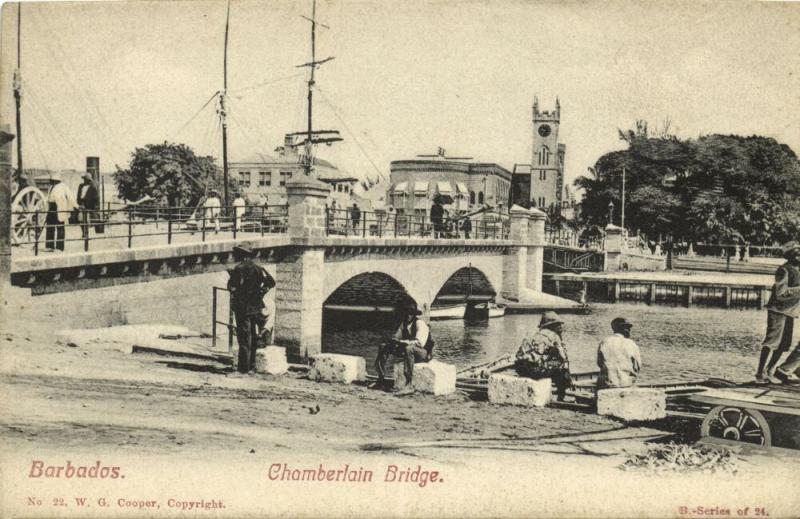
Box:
(538, 124), (551, 137)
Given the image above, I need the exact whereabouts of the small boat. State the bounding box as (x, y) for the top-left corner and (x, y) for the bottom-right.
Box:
(477, 302), (506, 318)
(429, 303), (466, 320)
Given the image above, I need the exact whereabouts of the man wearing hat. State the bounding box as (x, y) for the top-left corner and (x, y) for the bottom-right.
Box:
(45, 172), (77, 251)
(373, 300), (434, 392)
(227, 244), (273, 374)
(597, 317), (641, 389)
(77, 172), (99, 239)
(756, 241), (800, 384)
(514, 311), (573, 402)
(204, 189), (222, 233)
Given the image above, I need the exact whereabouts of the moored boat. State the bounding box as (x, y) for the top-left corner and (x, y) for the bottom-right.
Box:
(429, 303), (467, 320)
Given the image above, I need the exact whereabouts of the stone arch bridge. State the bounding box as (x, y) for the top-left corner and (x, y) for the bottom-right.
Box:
(6, 179), (550, 359)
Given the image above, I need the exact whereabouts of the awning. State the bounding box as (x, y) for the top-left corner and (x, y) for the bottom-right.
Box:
(393, 182), (408, 194)
(413, 181), (429, 194)
(456, 182), (468, 194)
(436, 181), (452, 194)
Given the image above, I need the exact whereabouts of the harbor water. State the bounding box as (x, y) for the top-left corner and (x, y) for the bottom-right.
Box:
(323, 303), (768, 384)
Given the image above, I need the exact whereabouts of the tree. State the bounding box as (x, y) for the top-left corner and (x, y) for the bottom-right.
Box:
(575, 126), (800, 244)
(114, 142), (234, 208)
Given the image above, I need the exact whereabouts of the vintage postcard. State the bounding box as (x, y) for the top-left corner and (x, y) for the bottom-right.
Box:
(1, 0), (799, 517)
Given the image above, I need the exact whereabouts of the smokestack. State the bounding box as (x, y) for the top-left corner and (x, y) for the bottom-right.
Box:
(86, 156), (100, 183)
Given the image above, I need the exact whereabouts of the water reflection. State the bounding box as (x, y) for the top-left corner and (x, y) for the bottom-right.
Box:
(322, 303), (765, 384)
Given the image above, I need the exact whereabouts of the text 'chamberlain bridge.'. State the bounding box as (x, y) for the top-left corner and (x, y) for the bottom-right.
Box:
(8, 179), (603, 358)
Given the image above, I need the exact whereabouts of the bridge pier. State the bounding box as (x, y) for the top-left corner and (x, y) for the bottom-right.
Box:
(526, 208), (546, 292)
(500, 206), (529, 301)
(273, 177), (330, 360)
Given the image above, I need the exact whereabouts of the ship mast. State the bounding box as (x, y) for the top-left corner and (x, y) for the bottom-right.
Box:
(13, 4), (23, 178)
(218, 0), (231, 208)
(296, 0), (339, 176)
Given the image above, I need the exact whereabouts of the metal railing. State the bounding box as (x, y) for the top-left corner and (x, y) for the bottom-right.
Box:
(8, 203), (289, 256)
(324, 208), (510, 240)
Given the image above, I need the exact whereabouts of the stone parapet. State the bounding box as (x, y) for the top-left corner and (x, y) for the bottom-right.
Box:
(308, 353), (367, 384)
(286, 177), (330, 239)
(394, 360), (456, 395)
(487, 374), (551, 407)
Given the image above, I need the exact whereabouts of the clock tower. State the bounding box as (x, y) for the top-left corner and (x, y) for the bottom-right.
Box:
(528, 96), (565, 211)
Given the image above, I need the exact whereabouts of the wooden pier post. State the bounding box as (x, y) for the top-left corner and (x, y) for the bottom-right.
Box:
(613, 281), (620, 302)
(757, 287), (766, 310)
(724, 286), (732, 308)
(649, 283), (657, 305)
(554, 280), (561, 297)
(686, 285), (693, 308)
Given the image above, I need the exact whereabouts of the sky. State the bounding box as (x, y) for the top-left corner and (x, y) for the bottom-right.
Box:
(1, 0), (799, 194)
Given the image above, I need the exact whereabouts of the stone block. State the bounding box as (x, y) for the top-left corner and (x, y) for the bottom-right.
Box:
(255, 346), (288, 375)
(596, 387), (667, 421)
(308, 353), (366, 384)
(487, 374), (551, 407)
(394, 360), (456, 395)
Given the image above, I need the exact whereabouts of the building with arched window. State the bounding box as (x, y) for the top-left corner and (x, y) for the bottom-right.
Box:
(387, 157), (511, 218)
(511, 96), (567, 213)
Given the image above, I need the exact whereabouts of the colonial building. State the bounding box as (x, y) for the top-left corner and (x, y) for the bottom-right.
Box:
(387, 153), (511, 217)
(229, 134), (357, 206)
(511, 96), (567, 212)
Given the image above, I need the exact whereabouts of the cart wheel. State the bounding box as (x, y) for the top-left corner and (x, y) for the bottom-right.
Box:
(700, 405), (771, 447)
(11, 186), (47, 245)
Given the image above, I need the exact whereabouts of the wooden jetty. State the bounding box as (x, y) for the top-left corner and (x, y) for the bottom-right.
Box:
(544, 272), (772, 310)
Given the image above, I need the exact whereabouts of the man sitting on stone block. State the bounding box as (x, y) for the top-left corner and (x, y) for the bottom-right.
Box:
(597, 317), (642, 389)
(514, 311), (573, 402)
(372, 301), (434, 393)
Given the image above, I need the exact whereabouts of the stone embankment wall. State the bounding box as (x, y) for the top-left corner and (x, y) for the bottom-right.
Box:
(8, 264), (277, 335)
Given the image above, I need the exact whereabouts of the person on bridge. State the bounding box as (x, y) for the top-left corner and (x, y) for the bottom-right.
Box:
(373, 300), (434, 393)
(514, 311), (573, 402)
(204, 190), (222, 233)
(76, 173), (99, 239)
(597, 317), (641, 389)
(430, 199), (444, 238)
(233, 194), (246, 231)
(227, 245), (271, 374)
(45, 172), (77, 252)
(350, 203), (361, 235)
(756, 241), (800, 384)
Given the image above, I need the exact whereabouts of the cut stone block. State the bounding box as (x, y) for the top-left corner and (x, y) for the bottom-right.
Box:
(487, 374), (551, 407)
(394, 360), (456, 395)
(308, 353), (366, 384)
(596, 387), (667, 421)
(255, 346), (288, 375)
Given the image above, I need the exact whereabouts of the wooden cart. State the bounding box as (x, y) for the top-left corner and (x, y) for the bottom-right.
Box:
(689, 386), (800, 449)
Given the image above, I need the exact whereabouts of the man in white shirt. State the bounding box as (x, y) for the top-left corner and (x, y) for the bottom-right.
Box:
(373, 300), (433, 392)
(597, 317), (641, 389)
(203, 189), (221, 233)
(232, 194), (246, 231)
(45, 172), (77, 251)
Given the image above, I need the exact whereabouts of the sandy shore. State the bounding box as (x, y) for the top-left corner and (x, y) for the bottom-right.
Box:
(1, 321), (799, 517)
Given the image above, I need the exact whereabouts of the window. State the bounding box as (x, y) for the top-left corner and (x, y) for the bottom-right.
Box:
(470, 191), (476, 205)
(238, 171), (251, 187)
(478, 192), (484, 204)
(259, 171), (271, 186)
(279, 171), (292, 187)
(537, 146), (551, 166)
(539, 170), (547, 181)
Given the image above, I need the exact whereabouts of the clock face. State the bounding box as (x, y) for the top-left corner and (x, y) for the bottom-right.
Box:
(538, 124), (551, 137)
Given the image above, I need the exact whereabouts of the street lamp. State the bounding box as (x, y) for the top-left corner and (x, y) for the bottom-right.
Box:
(607, 200), (615, 225)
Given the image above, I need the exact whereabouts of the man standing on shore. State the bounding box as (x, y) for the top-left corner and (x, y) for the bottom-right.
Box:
(597, 317), (641, 389)
(755, 241), (800, 384)
(227, 245), (270, 374)
(514, 311), (573, 402)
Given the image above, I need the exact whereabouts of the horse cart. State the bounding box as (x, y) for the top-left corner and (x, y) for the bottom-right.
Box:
(9, 173), (48, 245)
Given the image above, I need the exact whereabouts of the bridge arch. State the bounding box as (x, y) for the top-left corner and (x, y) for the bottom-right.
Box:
(323, 271), (413, 311)
(432, 266), (497, 304)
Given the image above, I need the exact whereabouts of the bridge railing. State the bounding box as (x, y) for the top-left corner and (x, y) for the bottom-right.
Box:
(325, 208), (510, 240)
(8, 203), (289, 256)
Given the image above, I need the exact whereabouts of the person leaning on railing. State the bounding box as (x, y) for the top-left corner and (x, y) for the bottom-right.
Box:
(77, 173), (99, 238)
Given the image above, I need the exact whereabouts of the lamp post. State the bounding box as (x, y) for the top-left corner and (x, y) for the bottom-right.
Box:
(607, 200), (615, 226)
